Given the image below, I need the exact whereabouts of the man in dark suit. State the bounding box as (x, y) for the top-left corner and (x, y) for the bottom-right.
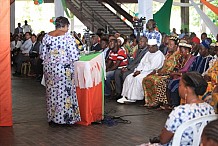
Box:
(29, 34), (40, 76)
(90, 34), (101, 52)
(14, 23), (23, 34)
(114, 36), (148, 98)
(29, 34), (40, 58)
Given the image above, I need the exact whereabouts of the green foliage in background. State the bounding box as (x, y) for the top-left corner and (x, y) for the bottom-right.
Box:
(207, 0), (218, 26)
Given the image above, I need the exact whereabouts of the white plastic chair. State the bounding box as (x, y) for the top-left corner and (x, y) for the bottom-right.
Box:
(172, 114), (218, 146)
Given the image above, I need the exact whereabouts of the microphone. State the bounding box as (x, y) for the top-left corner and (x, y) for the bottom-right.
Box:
(73, 31), (83, 45)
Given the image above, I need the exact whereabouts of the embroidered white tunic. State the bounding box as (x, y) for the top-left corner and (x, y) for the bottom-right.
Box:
(121, 50), (165, 101)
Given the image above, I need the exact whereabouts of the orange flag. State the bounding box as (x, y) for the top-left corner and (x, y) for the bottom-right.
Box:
(0, 0), (13, 126)
(201, 0), (218, 15)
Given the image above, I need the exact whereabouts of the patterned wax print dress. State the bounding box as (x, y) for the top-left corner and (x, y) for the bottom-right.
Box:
(202, 59), (218, 112)
(142, 51), (181, 105)
(40, 32), (81, 124)
(164, 103), (215, 146)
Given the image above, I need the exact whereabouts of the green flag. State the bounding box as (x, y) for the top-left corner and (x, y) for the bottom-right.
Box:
(153, 0), (173, 34)
(61, 0), (74, 18)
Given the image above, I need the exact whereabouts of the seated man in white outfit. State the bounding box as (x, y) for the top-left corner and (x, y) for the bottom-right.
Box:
(117, 39), (165, 103)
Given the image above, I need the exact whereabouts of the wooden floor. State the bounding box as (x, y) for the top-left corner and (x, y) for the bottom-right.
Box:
(0, 76), (170, 146)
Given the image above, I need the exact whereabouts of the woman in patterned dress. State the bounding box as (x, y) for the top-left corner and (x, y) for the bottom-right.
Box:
(142, 36), (180, 107)
(154, 41), (196, 109)
(163, 39), (213, 109)
(159, 72), (215, 145)
(202, 42), (218, 113)
(40, 16), (81, 125)
(139, 72), (215, 146)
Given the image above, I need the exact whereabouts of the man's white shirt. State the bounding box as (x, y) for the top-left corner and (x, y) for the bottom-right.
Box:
(20, 39), (32, 54)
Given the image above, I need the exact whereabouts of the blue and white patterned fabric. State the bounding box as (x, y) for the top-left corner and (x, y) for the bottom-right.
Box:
(134, 29), (162, 47)
(40, 32), (81, 124)
(189, 55), (213, 74)
(164, 103), (215, 146)
(143, 30), (162, 47)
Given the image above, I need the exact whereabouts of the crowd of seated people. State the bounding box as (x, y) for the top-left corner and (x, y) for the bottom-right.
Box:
(81, 20), (218, 114)
(155, 40), (196, 109)
(142, 36), (181, 107)
(92, 23), (218, 116)
(86, 28), (218, 143)
(117, 39), (165, 103)
(9, 18), (218, 146)
(149, 38), (217, 111)
(11, 19), (218, 114)
(115, 36), (149, 100)
(10, 18), (218, 146)
(11, 29), (45, 81)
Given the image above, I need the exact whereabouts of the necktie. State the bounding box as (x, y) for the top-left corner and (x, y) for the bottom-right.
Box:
(30, 44), (34, 53)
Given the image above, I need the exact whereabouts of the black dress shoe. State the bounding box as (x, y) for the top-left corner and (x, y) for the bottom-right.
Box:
(13, 72), (21, 76)
(36, 76), (42, 82)
(104, 95), (111, 98)
(114, 94), (122, 100)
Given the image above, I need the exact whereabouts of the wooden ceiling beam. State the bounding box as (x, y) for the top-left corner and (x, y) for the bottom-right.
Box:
(117, 0), (137, 3)
(102, 0), (137, 3)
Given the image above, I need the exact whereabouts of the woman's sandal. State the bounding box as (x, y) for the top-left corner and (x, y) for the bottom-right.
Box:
(155, 107), (164, 111)
(145, 103), (160, 109)
(144, 103), (150, 107)
(160, 104), (173, 110)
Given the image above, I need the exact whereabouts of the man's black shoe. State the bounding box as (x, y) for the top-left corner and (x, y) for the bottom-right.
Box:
(114, 94), (122, 100)
(13, 72), (21, 76)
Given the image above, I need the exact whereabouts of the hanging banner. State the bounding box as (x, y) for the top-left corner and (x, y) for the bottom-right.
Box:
(153, 0), (173, 34)
(61, 0), (74, 18)
(138, 0), (153, 20)
(54, 0), (64, 17)
(201, 0), (218, 15)
(190, 0), (218, 38)
(0, 0), (13, 126)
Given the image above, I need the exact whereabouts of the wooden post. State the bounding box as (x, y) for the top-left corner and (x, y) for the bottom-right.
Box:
(0, 0), (13, 126)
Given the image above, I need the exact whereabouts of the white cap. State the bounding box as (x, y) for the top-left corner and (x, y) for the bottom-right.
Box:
(148, 39), (157, 45)
(117, 37), (124, 45)
(210, 43), (215, 47)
